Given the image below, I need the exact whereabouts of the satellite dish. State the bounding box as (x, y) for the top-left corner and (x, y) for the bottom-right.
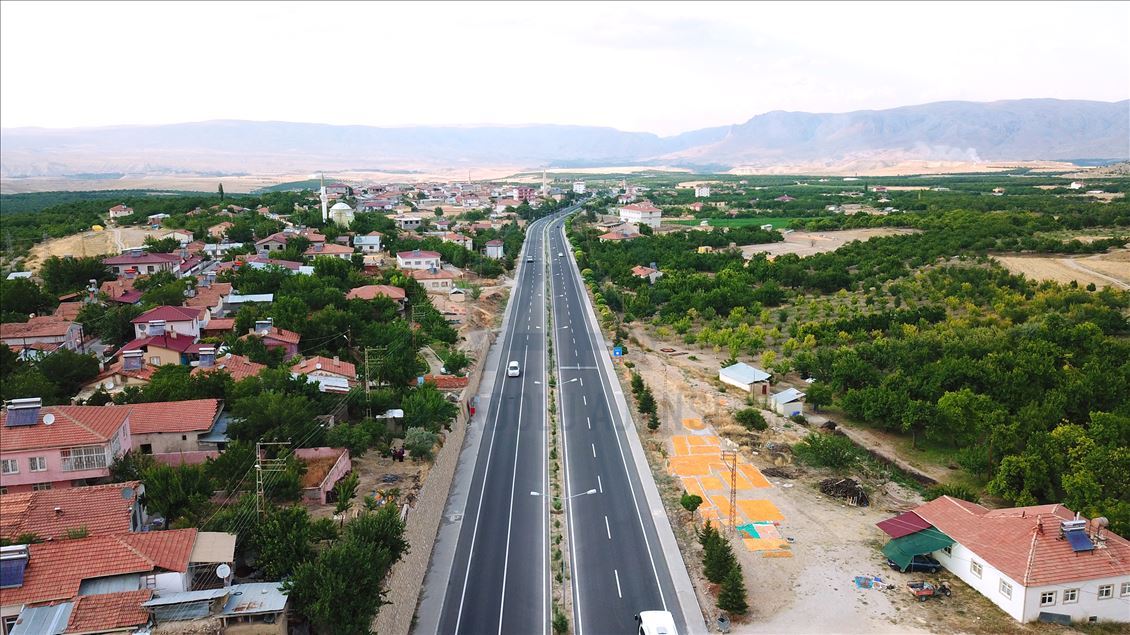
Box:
(120, 487), (135, 500)
(216, 563), (232, 579)
(43, 414), (55, 426)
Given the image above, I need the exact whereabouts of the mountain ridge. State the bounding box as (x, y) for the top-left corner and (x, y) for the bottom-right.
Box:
(2, 99), (1126, 177)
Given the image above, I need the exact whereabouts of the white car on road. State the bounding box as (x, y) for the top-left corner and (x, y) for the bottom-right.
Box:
(507, 360), (521, 377)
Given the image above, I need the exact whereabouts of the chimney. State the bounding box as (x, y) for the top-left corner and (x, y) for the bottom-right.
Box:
(54, 506), (63, 516)
(147, 320), (166, 336)
(199, 346), (216, 368)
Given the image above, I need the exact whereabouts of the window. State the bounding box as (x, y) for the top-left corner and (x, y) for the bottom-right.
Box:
(1121, 582), (1130, 597)
(1097, 584), (1113, 600)
(29, 456), (46, 472)
(32, 482), (52, 491)
(1063, 588), (1079, 604)
(1040, 591), (1056, 606)
(1, 459), (17, 474)
(60, 445), (108, 471)
(0, 487), (7, 495)
(140, 444), (153, 455)
(942, 545), (952, 556)
(970, 560), (983, 578)
(182, 434), (188, 441)
(150, 356), (161, 365)
(999, 580), (1013, 599)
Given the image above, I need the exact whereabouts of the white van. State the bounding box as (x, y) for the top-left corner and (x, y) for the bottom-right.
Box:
(636, 611), (678, 635)
(507, 360), (520, 377)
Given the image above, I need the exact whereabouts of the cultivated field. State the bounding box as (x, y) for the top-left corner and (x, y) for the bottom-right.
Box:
(739, 228), (918, 259)
(995, 250), (1130, 290)
(671, 217), (795, 229)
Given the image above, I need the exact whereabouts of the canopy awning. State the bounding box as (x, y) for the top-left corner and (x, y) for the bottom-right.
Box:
(881, 528), (954, 570)
(877, 511), (932, 538)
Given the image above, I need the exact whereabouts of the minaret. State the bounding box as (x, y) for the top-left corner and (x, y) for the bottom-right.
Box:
(319, 173), (328, 222)
(541, 169), (548, 195)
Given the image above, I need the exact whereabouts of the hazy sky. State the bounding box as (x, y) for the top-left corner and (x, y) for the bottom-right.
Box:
(2, 1), (1127, 135)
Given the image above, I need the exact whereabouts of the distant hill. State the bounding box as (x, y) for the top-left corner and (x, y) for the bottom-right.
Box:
(2, 99), (1125, 176)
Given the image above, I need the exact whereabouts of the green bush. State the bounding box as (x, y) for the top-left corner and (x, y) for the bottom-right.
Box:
(680, 491), (703, 513)
(734, 408), (768, 431)
(794, 432), (859, 469)
(403, 427), (438, 460)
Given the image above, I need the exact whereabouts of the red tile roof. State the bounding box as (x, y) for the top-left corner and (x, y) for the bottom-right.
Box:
(245, 325), (300, 345)
(620, 201), (661, 213)
(121, 332), (198, 355)
(0, 316), (75, 339)
(423, 374), (469, 390)
(53, 302), (85, 320)
(0, 405), (129, 453)
(0, 529), (196, 606)
(65, 589), (153, 633)
(599, 231), (640, 241)
(912, 496), (1130, 586)
(0, 481), (141, 541)
(191, 353), (266, 381)
(304, 243), (354, 256)
(630, 265), (657, 277)
(93, 358), (160, 384)
(397, 250), (441, 259)
(408, 268), (460, 281)
(201, 318), (235, 333)
(103, 252), (181, 266)
(291, 356), (357, 379)
(185, 281), (233, 309)
(126, 399), (221, 435)
(131, 305), (204, 324)
(345, 284), (406, 302)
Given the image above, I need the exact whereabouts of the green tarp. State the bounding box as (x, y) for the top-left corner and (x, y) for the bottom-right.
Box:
(881, 528), (954, 570)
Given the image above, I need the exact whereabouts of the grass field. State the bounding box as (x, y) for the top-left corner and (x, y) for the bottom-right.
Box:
(670, 217), (795, 229)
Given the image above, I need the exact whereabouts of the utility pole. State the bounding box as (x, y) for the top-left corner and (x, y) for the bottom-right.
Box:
(722, 450), (738, 535)
(255, 442), (291, 519)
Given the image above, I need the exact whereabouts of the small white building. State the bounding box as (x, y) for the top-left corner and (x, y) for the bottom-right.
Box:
(694, 185), (711, 198)
(718, 362), (770, 396)
(396, 249), (441, 270)
(353, 231), (383, 253)
(770, 388), (806, 417)
(885, 497), (1130, 625)
(618, 201), (662, 229)
(329, 201), (355, 227)
(573, 181), (586, 194)
(394, 215), (423, 230)
(484, 240), (504, 259)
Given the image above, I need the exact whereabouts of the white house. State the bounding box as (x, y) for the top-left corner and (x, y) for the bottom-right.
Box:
(770, 388), (806, 417)
(694, 185), (711, 198)
(131, 306), (207, 340)
(882, 496), (1130, 624)
(573, 181), (586, 194)
(718, 362), (770, 396)
(394, 215), (423, 230)
(108, 204), (134, 220)
(484, 240), (504, 259)
(396, 249), (441, 270)
(618, 200), (662, 229)
(353, 231), (383, 253)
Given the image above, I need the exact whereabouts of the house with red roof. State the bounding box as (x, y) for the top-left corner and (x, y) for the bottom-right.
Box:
(618, 200), (662, 229)
(131, 306), (207, 340)
(100, 278), (143, 305)
(774, 194), (795, 202)
(354, 231), (383, 253)
(407, 267), (460, 293)
(0, 528), (235, 628)
(442, 232), (473, 250)
(125, 399), (223, 455)
(79, 354), (161, 399)
(304, 242), (354, 260)
(0, 481), (145, 541)
(0, 400), (132, 494)
(630, 265), (663, 284)
(484, 239), (504, 259)
(241, 320), (300, 357)
(396, 249), (441, 270)
(103, 250), (183, 277)
(598, 228), (641, 243)
(345, 284), (406, 307)
(291, 356), (357, 394)
(184, 277), (233, 316)
(191, 353), (266, 382)
(0, 317), (82, 357)
(879, 496), (1130, 623)
(107, 204), (134, 220)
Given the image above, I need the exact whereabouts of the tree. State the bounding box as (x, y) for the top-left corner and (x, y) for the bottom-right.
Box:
(333, 472), (360, 517)
(39, 256), (111, 294)
(204, 440), (256, 493)
(218, 183), (225, 201)
(680, 491), (703, 514)
(253, 505), (313, 579)
(734, 408), (768, 431)
(717, 565), (749, 615)
(0, 278), (57, 320)
(109, 450), (158, 483)
(434, 207), (443, 217)
(141, 463), (213, 525)
(402, 383), (457, 432)
(805, 382), (833, 413)
(403, 427), (438, 460)
(699, 521), (736, 583)
(647, 412), (660, 431)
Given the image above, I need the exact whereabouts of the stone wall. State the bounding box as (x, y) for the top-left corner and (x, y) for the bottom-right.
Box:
(373, 333), (494, 635)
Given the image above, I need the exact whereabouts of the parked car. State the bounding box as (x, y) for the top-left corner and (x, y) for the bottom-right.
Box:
(888, 555), (942, 573)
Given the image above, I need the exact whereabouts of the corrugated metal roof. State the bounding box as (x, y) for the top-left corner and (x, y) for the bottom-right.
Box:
(220, 583), (288, 616)
(142, 587), (228, 607)
(719, 362), (770, 385)
(9, 602), (72, 635)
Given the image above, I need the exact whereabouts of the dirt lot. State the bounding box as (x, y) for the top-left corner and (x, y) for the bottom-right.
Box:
(618, 325), (1117, 634)
(740, 228), (918, 259)
(25, 226), (176, 271)
(994, 250), (1130, 290)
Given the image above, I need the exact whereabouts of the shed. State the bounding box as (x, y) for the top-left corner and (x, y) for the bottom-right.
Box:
(719, 362), (770, 395)
(770, 388), (806, 417)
